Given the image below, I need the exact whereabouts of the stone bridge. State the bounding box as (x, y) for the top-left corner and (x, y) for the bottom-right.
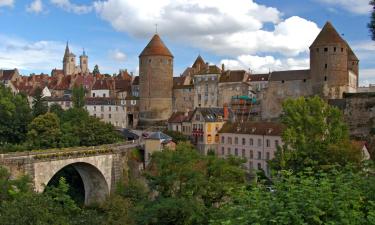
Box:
(0, 142), (143, 205)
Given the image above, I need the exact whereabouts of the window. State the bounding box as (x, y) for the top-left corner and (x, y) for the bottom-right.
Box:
(282, 80), (285, 83)
(221, 147), (225, 155)
(324, 47), (328, 52)
(266, 152), (270, 160)
(108, 114), (111, 119)
(94, 106), (96, 111)
(249, 138), (253, 146)
(242, 138), (246, 145)
(235, 148), (238, 156)
(103, 93), (106, 97)
(341, 48), (344, 52)
(266, 139), (270, 147)
(249, 161), (253, 169)
(250, 150), (253, 159)
(109, 106), (112, 112)
(242, 149), (245, 157)
(228, 137), (232, 144)
(257, 139), (262, 147)
(221, 136), (225, 144)
(324, 76), (327, 81)
(101, 106), (104, 112)
(325, 64), (328, 69)
(257, 152), (261, 159)
(257, 163), (262, 170)
(234, 137), (238, 145)
(227, 148), (231, 155)
(334, 47), (336, 52)
(93, 93), (96, 97)
(275, 140), (279, 147)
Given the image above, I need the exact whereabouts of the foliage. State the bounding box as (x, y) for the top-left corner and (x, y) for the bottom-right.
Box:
(49, 103), (64, 118)
(210, 168), (375, 225)
(134, 142), (247, 224)
(270, 96), (362, 172)
(93, 64), (100, 75)
(31, 87), (48, 118)
(72, 85), (86, 108)
(0, 84), (32, 145)
(164, 130), (188, 143)
(369, 0), (375, 41)
(27, 112), (61, 149)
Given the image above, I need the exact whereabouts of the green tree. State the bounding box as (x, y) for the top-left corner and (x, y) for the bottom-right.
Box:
(135, 143), (246, 224)
(270, 96), (361, 172)
(72, 85), (86, 108)
(164, 130), (188, 143)
(369, 0), (375, 41)
(27, 113), (61, 149)
(0, 84), (32, 145)
(49, 103), (64, 118)
(31, 87), (48, 118)
(93, 64), (100, 75)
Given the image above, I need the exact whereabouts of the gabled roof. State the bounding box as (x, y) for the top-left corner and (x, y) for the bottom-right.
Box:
(192, 107), (233, 122)
(310, 21), (345, 47)
(139, 34), (173, 58)
(192, 55), (205, 69)
(270, 70), (310, 81)
(220, 70), (247, 83)
(92, 79), (110, 90)
(196, 65), (221, 75)
(0, 69), (17, 81)
(219, 121), (284, 136)
(168, 111), (193, 123)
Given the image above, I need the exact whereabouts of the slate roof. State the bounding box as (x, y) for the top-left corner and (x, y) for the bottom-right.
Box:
(193, 107), (233, 122)
(148, 132), (173, 143)
(270, 70), (310, 81)
(139, 34), (173, 57)
(219, 121), (284, 136)
(248, 74), (270, 82)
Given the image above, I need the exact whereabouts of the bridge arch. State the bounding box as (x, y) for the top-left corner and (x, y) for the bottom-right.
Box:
(33, 155), (114, 205)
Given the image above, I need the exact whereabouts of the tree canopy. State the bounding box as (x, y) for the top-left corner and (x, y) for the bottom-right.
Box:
(72, 85), (86, 108)
(31, 87), (48, 118)
(369, 0), (375, 41)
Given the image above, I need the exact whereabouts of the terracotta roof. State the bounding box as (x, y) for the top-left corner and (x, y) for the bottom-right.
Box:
(168, 111), (193, 123)
(139, 34), (173, 57)
(270, 70), (310, 81)
(1, 69), (17, 81)
(54, 76), (71, 90)
(310, 21), (345, 47)
(248, 74), (270, 82)
(92, 79), (110, 90)
(220, 70), (247, 83)
(115, 80), (131, 92)
(219, 121), (284, 136)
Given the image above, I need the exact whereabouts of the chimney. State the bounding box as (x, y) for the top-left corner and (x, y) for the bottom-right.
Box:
(223, 103), (229, 121)
(184, 108), (189, 117)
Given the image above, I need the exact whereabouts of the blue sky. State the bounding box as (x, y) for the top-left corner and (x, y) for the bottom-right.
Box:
(0, 0), (374, 86)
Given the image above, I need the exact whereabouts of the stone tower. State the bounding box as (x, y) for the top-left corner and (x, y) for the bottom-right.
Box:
(139, 34), (173, 125)
(80, 49), (89, 74)
(310, 22), (359, 99)
(63, 42), (76, 76)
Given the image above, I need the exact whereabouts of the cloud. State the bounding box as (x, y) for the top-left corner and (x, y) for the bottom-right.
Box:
(220, 54), (309, 74)
(50, 0), (93, 14)
(94, 0), (320, 57)
(0, 0), (13, 7)
(315, 0), (371, 14)
(359, 68), (375, 86)
(0, 34), (67, 72)
(27, 0), (43, 14)
(109, 49), (127, 61)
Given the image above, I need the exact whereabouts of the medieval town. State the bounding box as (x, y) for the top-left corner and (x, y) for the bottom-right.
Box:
(0, 0), (375, 223)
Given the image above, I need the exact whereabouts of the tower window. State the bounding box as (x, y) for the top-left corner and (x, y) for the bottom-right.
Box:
(341, 48), (344, 52)
(324, 48), (328, 52)
(325, 64), (328, 69)
(281, 80), (285, 83)
(324, 76), (327, 81)
(334, 47), (336, 52)
(149, 59), (152, 63)
(303, 79), (306, 83)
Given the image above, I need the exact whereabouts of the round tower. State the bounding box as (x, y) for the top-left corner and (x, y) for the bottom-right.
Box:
(310, 22), (349, 99)
(139, 34), (173, 125)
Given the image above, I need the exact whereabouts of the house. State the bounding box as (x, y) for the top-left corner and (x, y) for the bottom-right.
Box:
(145, 132), (176, 165)
(218, 121), (284, 176)
(91, 80), (110, 98)
(190, 106), (233, 154)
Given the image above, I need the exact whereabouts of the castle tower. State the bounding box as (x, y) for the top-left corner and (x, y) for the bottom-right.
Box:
(63, 42), (76, 76)
(139, 34), (173, 125)
(310, 22), (359, 99)
(80, 49), (89, 74)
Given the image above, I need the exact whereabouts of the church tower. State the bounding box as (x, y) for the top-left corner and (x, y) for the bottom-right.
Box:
(310, 22), (359, 99)
(139, 34), (173, 125)
(80, 49), (89, 74)
(63, 42), (76, 76)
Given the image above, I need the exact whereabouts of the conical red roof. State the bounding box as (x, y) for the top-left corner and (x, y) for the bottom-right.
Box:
(139, 34), (173, 58)
(310, 21), (345, 47)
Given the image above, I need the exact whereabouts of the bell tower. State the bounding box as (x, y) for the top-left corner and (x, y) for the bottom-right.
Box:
(80, 49), (89, 74)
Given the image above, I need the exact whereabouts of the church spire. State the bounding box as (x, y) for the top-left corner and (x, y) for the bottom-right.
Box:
(64, 41), (70, 57)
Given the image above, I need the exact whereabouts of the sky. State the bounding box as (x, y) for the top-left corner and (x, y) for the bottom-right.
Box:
(0, 0), (374, 86)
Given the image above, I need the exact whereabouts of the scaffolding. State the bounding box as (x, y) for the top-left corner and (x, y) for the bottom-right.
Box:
(230, 95), (259, 122)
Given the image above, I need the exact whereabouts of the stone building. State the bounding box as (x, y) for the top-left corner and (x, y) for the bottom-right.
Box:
(218, 121), (283, 176)
(193, 65), (221, 108)
(218, 70), (251, 107)
(172, 76), (194, 112)
(63, 43), (90, 76)
(261, 21), (359, 119)
(139, 34), (173, 126)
